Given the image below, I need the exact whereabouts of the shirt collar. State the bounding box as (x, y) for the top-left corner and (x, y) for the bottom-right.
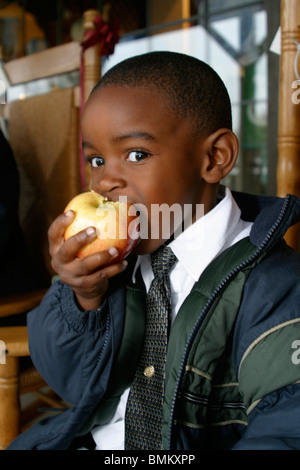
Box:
(133, 186), (252, 284)
(169, 186), (241, 281)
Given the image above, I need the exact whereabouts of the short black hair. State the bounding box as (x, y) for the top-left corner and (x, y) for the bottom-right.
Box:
(92, 51), (232, 138)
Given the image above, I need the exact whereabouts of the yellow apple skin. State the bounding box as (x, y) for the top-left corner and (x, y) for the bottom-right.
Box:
(64, 191), (139, 261)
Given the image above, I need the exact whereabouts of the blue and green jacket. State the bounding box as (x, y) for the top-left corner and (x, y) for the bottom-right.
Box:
(8, 191), (300, 450)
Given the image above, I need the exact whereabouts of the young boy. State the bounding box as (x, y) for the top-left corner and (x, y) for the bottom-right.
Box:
(8, 51), (300, 450)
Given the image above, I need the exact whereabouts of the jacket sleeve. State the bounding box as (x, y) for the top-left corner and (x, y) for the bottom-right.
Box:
(233, 383), (300, 449)
(27, 278), (125, 405)
(233, 244), (300, 449)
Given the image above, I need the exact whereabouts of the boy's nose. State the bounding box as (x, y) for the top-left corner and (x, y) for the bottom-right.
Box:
(95, 163), (126, 197)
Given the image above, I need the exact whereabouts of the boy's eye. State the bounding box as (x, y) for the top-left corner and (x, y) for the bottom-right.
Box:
(89, 156), (104, 168)
(127, 150), (149, 162)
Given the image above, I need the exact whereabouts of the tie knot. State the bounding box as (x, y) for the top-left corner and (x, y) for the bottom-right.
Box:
(151, 245), (177, 278)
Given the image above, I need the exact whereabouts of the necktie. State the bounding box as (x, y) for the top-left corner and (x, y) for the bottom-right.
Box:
(125, 244), (177, 450)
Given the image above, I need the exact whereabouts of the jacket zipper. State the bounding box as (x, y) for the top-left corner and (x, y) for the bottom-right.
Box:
(167, 194), (291, 449)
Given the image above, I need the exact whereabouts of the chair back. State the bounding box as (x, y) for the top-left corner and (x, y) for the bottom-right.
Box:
(2, 10), (101, 284)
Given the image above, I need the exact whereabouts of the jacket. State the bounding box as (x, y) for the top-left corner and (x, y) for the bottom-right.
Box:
(7, 191), (300, 450)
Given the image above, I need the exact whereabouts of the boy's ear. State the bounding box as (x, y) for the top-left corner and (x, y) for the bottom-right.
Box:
(201, 129), (239, 183)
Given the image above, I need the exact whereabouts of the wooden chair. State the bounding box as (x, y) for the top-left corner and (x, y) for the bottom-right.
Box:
(277, 0), (300, 251)
(0, 9), (102, 449)
(0, 288), (50, 448)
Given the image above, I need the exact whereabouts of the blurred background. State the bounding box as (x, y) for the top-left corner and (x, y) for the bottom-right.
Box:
(0, 0), (281, 196)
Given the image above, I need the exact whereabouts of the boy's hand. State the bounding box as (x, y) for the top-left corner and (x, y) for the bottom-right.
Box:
(48, 210), (127, 311)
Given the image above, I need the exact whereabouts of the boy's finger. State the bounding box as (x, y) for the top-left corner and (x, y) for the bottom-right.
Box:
(75, 246), (124, 274)
(83, 259), (128, 286)
(48, 210), (75, 243)
(58, 226), (97, 262)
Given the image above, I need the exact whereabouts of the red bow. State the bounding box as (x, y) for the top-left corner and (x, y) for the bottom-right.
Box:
(81, 14), (120, 57)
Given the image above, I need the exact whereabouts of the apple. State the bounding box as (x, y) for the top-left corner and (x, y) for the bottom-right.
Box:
(64, 191), (139, 260)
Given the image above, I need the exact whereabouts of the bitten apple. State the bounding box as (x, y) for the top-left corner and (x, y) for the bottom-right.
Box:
(64, 191), (139, 260)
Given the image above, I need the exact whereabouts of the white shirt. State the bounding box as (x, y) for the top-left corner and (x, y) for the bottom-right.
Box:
(92, 186), (253, 450)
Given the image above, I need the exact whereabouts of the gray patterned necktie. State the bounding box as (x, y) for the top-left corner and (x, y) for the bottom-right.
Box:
(125, 244), (177, 450)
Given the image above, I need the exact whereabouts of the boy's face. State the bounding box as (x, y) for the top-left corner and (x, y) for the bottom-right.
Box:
(81, 85), (211, 254)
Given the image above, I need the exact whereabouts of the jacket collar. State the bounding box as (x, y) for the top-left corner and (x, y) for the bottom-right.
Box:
(232, 191), (300, 248)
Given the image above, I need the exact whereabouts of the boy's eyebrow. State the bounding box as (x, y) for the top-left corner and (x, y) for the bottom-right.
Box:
(82, 132), (156, 150)
(112, 131), (156, 142)
(82, 141), (92, 149)
(82, 132), (156, 151)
